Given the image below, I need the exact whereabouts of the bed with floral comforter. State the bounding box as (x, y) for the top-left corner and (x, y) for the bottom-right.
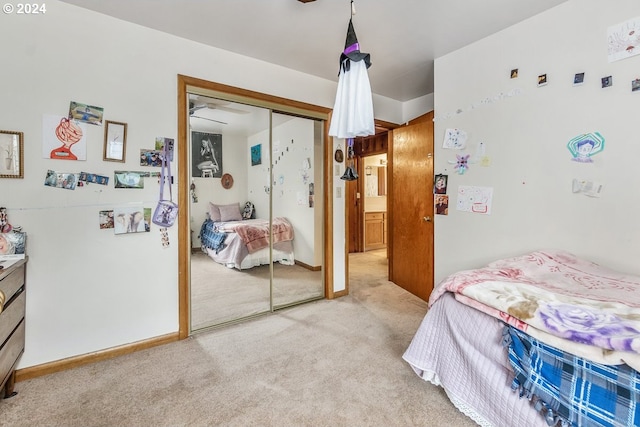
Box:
(403, 250), (640, 427)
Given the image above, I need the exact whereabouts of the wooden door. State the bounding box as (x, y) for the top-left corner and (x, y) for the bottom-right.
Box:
(346, 157), (362, 253)
(388, 114), (434, 301)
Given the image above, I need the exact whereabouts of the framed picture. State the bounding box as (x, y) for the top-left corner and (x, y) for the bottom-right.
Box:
(0, 130), (24, 179)
(103, 120), (128, 162)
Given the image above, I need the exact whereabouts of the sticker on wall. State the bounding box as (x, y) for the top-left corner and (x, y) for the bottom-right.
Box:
(456, 186), (493, 215)
(537, 74), (548, 87)
(573, 73), (585, 86)
(442, 128), (467, 149)
(601, 76), (613, 88)
(450, 153), (470, 175)
(510, 68), (519, 79)
(632, 79), (640, 92)
(435, 194), (449, 215)
(567, 132), (605, 163)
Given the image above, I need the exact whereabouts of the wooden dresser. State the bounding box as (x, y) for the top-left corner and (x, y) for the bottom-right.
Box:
(0, 258), (26, 398)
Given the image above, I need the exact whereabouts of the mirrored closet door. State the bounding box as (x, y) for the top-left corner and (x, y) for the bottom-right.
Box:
(188, 95), (324, 331)
(270, 112), (324, 308)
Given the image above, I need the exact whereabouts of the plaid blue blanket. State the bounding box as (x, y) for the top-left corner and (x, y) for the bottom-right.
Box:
(503, 325), (640, 427)
(199, 218), (227, 254)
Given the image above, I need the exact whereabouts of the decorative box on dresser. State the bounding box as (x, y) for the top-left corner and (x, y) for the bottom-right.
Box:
(0, 258), (27, 399)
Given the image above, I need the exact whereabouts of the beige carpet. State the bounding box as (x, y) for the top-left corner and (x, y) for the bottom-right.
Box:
(0, 250), (478, 427)
(190, 252), (323, 330)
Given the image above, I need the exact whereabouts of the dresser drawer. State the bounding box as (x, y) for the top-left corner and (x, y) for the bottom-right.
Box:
(0, 265), (25, 304)
(0, 290), (25, 347)
(0, 319), (25, 387)
(365, 212), (384, 221)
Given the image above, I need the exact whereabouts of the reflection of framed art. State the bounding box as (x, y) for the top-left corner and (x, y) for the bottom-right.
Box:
(191, 131), (222, 178)
(103, 120), (128, 162)
(251, 144), (262, 166)
(0, 130), (24, 179)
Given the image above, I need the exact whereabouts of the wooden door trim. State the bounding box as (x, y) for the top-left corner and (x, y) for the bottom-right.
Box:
(177, 75), (334, 339)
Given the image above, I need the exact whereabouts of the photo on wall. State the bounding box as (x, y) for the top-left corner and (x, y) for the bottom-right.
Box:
(113, 206), (150, 234)
(0, 230), (26, 260)
(192, 131), (222, 178)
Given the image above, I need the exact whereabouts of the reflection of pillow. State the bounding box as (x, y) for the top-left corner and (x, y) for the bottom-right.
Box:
(208, 202), (221, 222)
(219, 204), (242, 222)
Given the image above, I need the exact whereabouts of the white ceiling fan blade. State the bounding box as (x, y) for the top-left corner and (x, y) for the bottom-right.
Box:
(190, 115), (227, 125)
(205, 103), (250, 115)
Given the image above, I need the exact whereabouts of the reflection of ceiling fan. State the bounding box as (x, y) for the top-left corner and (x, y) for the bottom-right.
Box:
(188, 99), (250, 116)
(190, 114), (227, 125)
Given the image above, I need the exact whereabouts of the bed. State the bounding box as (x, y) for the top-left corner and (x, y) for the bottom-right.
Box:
(199, 202), (295, 270)
(403, 250), (640, 427)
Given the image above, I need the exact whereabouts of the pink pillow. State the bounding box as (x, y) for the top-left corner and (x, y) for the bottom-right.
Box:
(208, 202), (221, 222)
(218, 203), (243, 222)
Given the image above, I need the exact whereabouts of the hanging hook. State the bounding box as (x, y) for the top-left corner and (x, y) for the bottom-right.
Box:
(351, 0), (356, 17)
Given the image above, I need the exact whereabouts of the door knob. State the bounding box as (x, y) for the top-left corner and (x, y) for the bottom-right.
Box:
(423, 216), (432, 222)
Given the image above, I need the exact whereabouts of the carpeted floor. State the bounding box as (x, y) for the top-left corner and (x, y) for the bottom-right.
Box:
(190, 251), (323, 330)
(0, 250), (478, 427)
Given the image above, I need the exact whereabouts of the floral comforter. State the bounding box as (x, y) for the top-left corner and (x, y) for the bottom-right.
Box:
(430, 250), (640, 370)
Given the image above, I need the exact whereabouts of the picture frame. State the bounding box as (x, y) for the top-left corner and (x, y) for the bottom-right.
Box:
(0, 130), (24, 179)
(103, 120), (128, 163)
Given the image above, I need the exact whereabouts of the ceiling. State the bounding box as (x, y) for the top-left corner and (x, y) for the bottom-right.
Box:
(60, 0), (567, 102)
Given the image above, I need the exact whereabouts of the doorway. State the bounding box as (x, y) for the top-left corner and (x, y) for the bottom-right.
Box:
(176, 75), (335, 338)
(347, 114), (435, 302)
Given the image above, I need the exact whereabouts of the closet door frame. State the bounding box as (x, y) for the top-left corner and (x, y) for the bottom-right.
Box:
(177, 74), (336, 339)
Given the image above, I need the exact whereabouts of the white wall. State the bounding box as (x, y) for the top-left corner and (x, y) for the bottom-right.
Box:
(246, 117), (320, 267)
(0, 1), (404, 369)
(434, 0), (640, 284)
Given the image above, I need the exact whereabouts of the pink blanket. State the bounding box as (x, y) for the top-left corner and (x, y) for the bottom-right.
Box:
(430, 250), (640, 369)
(219, 217), (294, 254)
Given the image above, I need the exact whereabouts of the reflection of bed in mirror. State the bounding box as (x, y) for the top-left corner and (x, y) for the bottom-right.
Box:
(199, 202), (294, 270)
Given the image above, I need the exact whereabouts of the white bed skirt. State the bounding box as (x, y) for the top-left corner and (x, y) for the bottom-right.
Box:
(204, 242), (294, 270)
(403, 293), (547, 427)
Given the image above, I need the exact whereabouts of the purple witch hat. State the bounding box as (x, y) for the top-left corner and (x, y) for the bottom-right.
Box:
(339, 19), (371, 72)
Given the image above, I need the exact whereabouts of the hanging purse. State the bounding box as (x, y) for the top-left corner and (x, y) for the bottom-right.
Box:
(152, 147), (178, 227)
